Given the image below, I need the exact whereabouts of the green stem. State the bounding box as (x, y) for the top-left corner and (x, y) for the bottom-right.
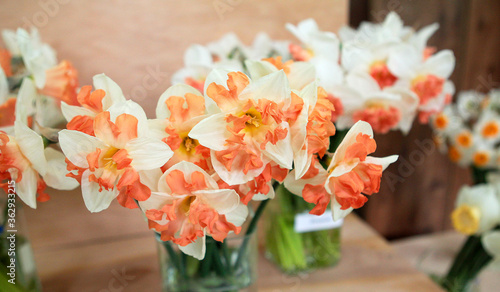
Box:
(211, 241), (228, 277)
(329, 129), (349, 153)
(157, 234), (187, 280)
(199, 243), (214, 278)
(219, 241), (232, 273)
(443, 235), (493, 292)
(471, 166), (493, 184)
(233, 199), (270, 270)
(445, 236), (478, 280)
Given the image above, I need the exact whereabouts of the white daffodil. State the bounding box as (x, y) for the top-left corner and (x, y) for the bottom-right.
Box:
(245, 58), (315, 91)
(388, 44), (455, 111)
(334, 71), (418, 134)
(452, 185), (500, 235)
(171, 44), (243, 93)
(1, 121), (78, 208)
(247, 32), (291, 61)
(339, 12), (408, 48)
(456, 90), (484, 121)
(286, 19), (344, 91)
(16, 28), (57, 89)
(60, 73), (126, 135)
(139, 161), (247, 259)
(474, 109), (500, 146)
(482, 231), (500, 270)
(59, 100), (173, 212)
(0, 67), (15, 134)
(285, 121), (398, 221)
(189, 69), (293, 185)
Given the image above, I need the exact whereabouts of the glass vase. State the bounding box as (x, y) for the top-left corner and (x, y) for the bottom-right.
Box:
(156, 231), (257, 292)
(265, 184), (341, 274)
(0, 193), (42, 292)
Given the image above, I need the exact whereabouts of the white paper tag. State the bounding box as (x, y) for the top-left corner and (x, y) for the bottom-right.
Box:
(293, 210), (343, 233)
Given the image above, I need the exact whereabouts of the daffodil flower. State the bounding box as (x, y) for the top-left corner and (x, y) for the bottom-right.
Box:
(1, 121), (78, 208)
(149, 84), (211, 171)
(387, 43), (455, 120)
(284, 121), (398, 221)
(334, 71), (418, 134)
(59, 100), (173, 212)
(482, 231), (500, 270)
(61, 74), (126, 136)
(139, 161), (247, 260)
(451, 185), (500, 235)
(189, 69), (294, 185)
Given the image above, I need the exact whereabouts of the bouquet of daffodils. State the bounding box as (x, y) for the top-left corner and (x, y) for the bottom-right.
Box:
(429, 89), (500, 291)
(166, 12), (455, 274)
(57, 35), (398, 289)
(286, 12), (455, 134)
(0, 28), (79, 291)
(431, 89), (500, 181)
(231, 12), (453, 273)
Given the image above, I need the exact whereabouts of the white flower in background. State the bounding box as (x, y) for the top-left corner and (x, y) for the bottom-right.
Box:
(338, 12), (410, 48)
(171, 44), (243, 93)
(456, 90), (484, 121)
(0, 67), (16, 134)
(482, 231), (500, 270)
(474, 110), (500, 146)
(429, 105), (462, 136)
(206, 33), (244, 61)
(452, 184), (500, 235)
(12, 77), (66, 138)
(388, 44), (455, 113)
(408, 23), (440, 54)
(341, 43), (400, 90)
(2, 29), (21, 56)
(247, 32), (291, 61)
(470, 141), (497, 169)
(487, 89), (500, 111)
(245, 58), (315, 91)
(286, 19), (344, 92)
(16, 28), (57, 89)
(334, 71), (418, 134)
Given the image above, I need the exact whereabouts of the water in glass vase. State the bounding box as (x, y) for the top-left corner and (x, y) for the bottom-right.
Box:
(265, 184), (341, 274)
(156, 231), (257, 292)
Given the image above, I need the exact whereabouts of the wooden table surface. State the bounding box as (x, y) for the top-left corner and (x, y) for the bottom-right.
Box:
(23, 189), (443, 291)
(393, 231), (500, 292)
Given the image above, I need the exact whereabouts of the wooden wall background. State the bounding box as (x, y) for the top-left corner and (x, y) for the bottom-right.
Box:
(0, 0), (347, 116)
(352, 0), (500, 239)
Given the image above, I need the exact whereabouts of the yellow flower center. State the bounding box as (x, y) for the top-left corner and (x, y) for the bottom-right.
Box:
(179, 196), (196, 215)
(243, 108), (262, 129)
(456, 132), (473, 148)
(183, 137), (197, 153)
(177, 132), (200, 155)
(434, 114), (448, 130)
(102, 147), (120, 169)
(451, 205), (481, 235)
(473, 151), (489, 167)
(482, 121), (499, 138)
